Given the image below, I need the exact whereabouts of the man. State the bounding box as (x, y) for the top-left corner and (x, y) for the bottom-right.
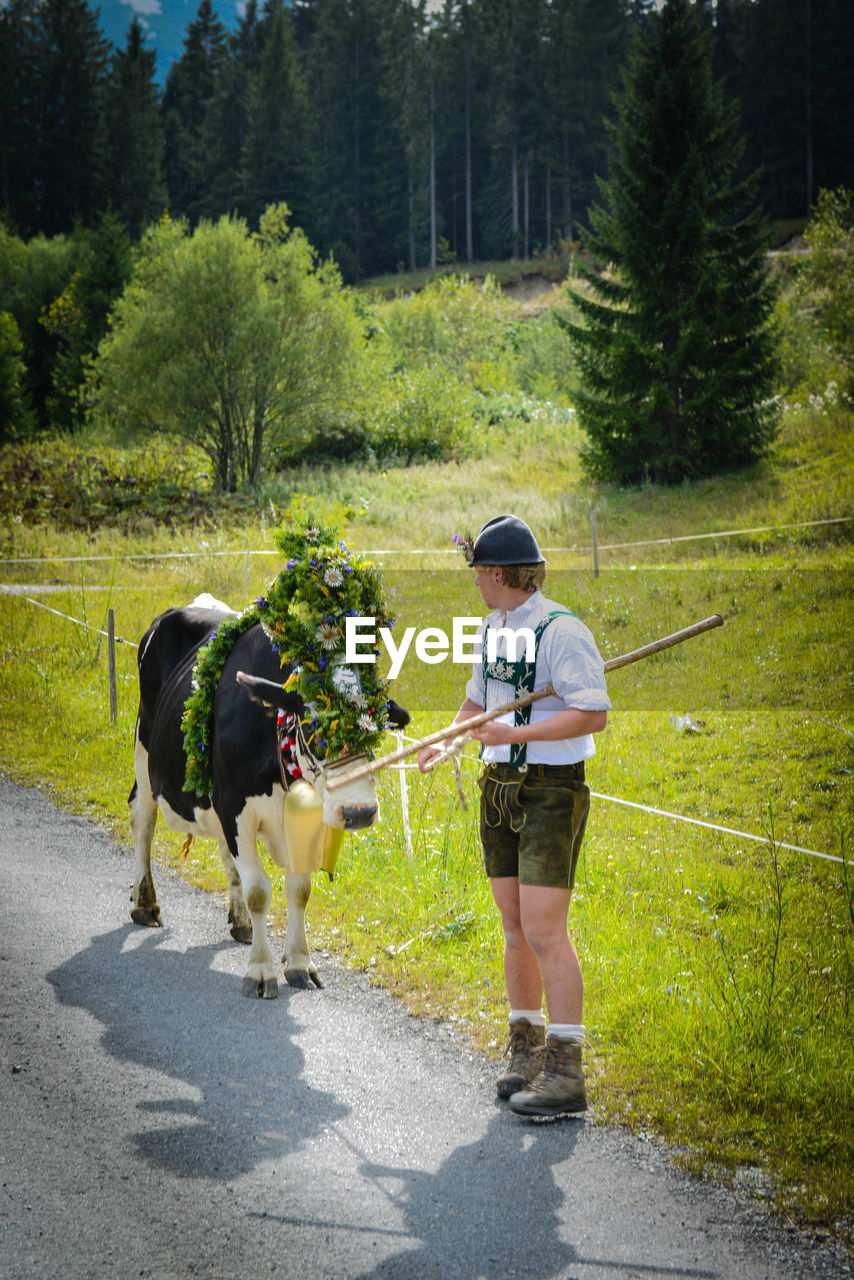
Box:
(419, 515), (610, 1116)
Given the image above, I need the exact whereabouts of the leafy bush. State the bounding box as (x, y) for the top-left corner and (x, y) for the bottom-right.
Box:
(797, 187), (854, 386)
(775, 289), (848, 401)
(0, 437), (214, 530)
(381, 274), (505, 379)
(366, 366), (478, 463)
(504, 306), (577, 402)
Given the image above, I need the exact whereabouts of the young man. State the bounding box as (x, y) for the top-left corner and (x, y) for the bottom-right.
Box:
(419, 515), (610, 1116)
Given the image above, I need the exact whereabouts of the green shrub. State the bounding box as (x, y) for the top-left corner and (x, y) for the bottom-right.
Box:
(381, 274), (505, 379)
(367, 366), (478, 463)
(0, 437), (214, 530)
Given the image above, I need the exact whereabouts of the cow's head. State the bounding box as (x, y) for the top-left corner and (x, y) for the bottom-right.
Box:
(235, 670), (409, 831)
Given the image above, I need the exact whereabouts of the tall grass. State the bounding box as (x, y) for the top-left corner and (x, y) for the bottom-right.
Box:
(0, 398), (852, 1239)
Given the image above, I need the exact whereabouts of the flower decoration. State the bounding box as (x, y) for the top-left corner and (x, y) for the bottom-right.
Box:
(315, 621), (340, 650)
(181, 515), (395, 795)
(452, 530), (476, 565)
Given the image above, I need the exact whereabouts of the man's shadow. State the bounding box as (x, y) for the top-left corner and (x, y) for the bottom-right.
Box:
(344, 1109), (580, 1279)
(47, 923), (348, 1182)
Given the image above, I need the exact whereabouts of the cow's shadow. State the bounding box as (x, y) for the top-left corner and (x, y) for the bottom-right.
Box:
(47, 922), (347, 1182)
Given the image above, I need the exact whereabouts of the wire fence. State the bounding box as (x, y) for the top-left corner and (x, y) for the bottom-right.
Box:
(2, 587), (845, 869)
(1, 512), (851, 568)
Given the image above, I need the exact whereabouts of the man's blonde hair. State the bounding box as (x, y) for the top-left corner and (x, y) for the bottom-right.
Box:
(482, 563), (547, 592)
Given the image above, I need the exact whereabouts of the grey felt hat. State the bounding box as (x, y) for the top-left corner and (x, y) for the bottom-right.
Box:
(471, 514), (543, 566)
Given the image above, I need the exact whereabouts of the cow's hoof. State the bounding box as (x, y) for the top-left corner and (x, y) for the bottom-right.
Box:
(285, 967), (324, 990)
(130, 906), (163, 928)
(230, 924), (253, 944)
(242, 974), (278, 999)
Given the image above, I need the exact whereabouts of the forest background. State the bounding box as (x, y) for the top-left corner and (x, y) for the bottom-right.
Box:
(2, 0), (853, 278)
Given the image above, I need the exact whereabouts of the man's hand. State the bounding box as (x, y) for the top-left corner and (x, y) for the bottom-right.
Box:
(471, 720), (519, 747)
(417, 745), (445, 773)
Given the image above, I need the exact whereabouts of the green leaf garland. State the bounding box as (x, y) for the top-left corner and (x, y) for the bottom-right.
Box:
(181, 518), (394, 796)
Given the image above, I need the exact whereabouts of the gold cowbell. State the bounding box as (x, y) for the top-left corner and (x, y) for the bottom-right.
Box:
(283, 779), (345, 876)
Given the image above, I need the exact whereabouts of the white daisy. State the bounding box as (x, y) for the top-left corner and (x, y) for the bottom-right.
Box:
(348, 690), (368, 709)
(358, 712), (375, 732)
(315, 621), (340, 650)
(324, 565), (345, 588)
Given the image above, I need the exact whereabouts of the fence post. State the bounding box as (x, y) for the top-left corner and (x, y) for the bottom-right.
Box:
(590, 508), (599, 578)
(108, 608), (117, 724)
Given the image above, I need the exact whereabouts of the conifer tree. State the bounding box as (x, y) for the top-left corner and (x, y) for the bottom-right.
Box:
(199, 0), (264, 221)
(31, 0), (111, 235)
(104, 18), (166, 237)
(0, 0), (39, 236)
(162, 0), (227, 222)
(562, 0), (779, 484)
(240, 0), (310, 232)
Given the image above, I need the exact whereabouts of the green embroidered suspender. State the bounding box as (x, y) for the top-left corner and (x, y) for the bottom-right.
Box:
(481, 609), (571, 768)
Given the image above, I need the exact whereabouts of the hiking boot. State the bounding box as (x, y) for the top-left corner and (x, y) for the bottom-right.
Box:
(508, 1035), (587, 1116)
(496, 1019), (546, 1100)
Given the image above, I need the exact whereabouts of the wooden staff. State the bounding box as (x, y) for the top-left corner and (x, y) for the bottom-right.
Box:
(326, 613), (724, 790)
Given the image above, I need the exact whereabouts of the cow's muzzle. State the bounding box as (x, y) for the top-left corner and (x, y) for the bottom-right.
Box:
(340, 804), (378, 831)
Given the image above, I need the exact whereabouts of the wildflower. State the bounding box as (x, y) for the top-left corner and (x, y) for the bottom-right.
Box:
(324, 565), (344, 588)
(358, 712), (375, 732)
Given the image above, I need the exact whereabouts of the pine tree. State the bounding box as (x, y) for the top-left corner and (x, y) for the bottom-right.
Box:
(104, 18), (166, 237)
(31, 0), (111, 235)
(162, 0), (227, 222)
(562, 0), (779, 484)
(240, 0), (310, 231)
(0, 0), (39, 236)
(198, 0), (264, 220)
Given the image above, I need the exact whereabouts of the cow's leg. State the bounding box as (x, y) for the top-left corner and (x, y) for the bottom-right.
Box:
(282, 871), (323, 990)
(216, 839), (252, 944)
(128, 739), (162, 927)
(226, 808), (278, 999)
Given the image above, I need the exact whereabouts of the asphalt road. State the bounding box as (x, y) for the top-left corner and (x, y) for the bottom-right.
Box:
(0, 772), (850, 1280)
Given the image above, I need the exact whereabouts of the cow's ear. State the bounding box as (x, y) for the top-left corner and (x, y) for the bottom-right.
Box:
(386, 699), (410, 729)
(235, 671), (305, 717)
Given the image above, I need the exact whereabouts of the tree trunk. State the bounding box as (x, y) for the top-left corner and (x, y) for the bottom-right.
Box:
(464, 12), (473, 262)
(511, 143), (519, 258)
(523, 154), (530, 260)
(561, 125), (573, 241)
(546, 165), (551, 248)
(429, 61), (436, 270)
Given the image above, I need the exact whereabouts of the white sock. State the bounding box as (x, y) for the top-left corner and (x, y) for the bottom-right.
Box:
(547, 1023), (585, 1043)
(509, 1009), (546, 1027)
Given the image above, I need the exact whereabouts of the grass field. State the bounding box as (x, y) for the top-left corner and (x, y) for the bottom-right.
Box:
(1, 402), (852, 1241)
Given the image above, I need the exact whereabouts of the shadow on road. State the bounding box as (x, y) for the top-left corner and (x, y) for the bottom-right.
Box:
(47, 922), (349, 1183)
(349, 1110), (582, 1279)
(330, 1113), (717, 1280)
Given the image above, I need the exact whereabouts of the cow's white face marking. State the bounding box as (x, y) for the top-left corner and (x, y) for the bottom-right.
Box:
(314, 754), (380, 830)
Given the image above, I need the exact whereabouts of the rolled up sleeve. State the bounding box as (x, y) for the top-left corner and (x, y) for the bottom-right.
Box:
(542, 616), (611, 712)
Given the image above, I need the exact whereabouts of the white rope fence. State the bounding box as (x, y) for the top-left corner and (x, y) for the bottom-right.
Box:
(1, 512), (851, 566)
(2, 592), (846, 868)
(391, 736), (846, 867)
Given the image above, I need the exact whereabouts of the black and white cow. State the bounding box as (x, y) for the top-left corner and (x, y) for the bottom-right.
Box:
(129, 594), (408, 997)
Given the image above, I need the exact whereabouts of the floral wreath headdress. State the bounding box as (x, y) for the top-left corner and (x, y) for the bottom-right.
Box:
(182, 518), (394, 795)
